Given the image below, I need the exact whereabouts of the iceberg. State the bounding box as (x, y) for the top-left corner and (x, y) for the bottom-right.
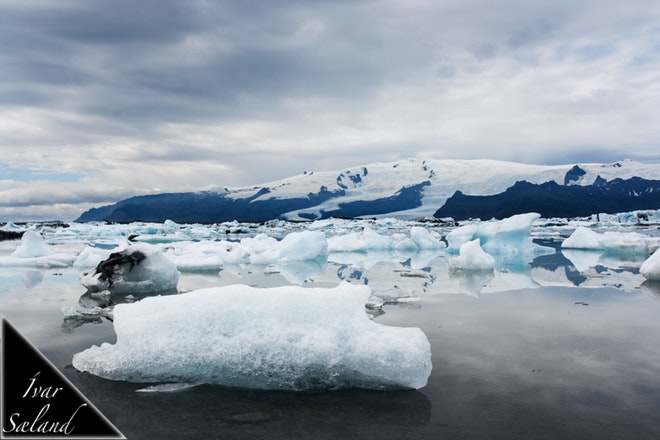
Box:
(80, 242), (180, 293)
(641, 249), (660, 281)
(410, 226), (446, 250)
(0, 230), (76, 268)
(446, 213), (541, 254)
(72, 283), (432, 390)
(562, 226), (658, 254)
(162, 231), (328, 271)
(449, 239), (495, 271)
(445, 213), (548, 269)
(327, 226), (445, 253)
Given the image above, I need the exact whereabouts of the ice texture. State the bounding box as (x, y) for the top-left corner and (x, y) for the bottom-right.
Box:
(450, 239), (495, 270)
(80, 242), (180, 293)
(72, 283), (432, 390)
(641, 249), (660, 281)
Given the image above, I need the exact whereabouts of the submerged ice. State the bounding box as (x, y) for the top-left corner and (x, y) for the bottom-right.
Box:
(72, 283), (432, 390)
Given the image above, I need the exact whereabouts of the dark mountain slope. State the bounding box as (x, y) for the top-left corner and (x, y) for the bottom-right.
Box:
(433, 177), (660, 220)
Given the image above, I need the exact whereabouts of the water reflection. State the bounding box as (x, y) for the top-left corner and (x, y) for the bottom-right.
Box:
(21, 269), (45, 288)
(62, 288), (179, 332)
(74, 374), (432, 440)
(641, 280), (660, 301)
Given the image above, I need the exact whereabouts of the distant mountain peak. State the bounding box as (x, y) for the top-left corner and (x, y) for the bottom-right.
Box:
(76, 158), (660, 223)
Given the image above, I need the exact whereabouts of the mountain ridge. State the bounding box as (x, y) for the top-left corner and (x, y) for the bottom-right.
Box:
(75, 158), (660, 223)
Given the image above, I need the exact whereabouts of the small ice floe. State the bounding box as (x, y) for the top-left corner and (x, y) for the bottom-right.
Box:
(0, 230), (77, 268)
(135, 383), (201, 393)
(72, 283), (432, 391)
(80, 242), (180, 294)
(449, 239), (495, 271)
(366, 287), (420, 315)
(61, 300), (115, 332)
(562, 226), (659, 255)
(641, 249), (660, 281)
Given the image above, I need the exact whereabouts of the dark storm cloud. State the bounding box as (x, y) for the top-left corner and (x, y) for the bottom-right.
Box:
(1, 0), (660, 221)
(1, 0), (394, 129)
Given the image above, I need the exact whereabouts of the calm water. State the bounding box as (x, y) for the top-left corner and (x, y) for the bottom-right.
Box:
(2, 234), (660, 439)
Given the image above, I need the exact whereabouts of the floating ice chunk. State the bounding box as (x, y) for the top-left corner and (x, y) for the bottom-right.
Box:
(641, 249), (660, 281)
(0, 230), (76, 268)
(410, 226), (446, 250)
(328, 226), (444, 253)
(80, 243), (180, 293)
(562, 227), (657, 254)
(72, 283), (432, 390)
(446, 224), (479, 252)
(327, 227), (397, 252)
(327, 231), (368, 252)
(446, 213), (541, 254)
(135, 383), (201, 393)
(561, 226), (602, 249)
(11, 230), (54, 258)
(478, 213), (541, 254)
(273, 230), (327, 262)
(163, 241), (232, 271)
(600, 231), (652, 254)
(450, 239), (495, 271)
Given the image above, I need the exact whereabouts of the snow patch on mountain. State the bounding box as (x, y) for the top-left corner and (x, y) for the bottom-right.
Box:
(224, 158), (660, 220)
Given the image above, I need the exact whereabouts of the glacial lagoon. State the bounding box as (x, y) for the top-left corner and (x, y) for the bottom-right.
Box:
(2, 217), (660, 439)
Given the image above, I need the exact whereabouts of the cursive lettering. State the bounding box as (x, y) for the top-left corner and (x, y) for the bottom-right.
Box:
(2, 371), (86, 436)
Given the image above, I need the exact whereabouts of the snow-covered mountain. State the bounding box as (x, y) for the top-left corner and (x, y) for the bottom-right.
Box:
(76, 158), (660, 223)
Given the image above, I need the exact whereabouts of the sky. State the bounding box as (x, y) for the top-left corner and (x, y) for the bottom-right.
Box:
(1, 0), (660, 222)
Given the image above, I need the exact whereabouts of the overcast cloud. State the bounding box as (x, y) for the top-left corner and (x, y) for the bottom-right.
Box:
(2, 0), (660, 221)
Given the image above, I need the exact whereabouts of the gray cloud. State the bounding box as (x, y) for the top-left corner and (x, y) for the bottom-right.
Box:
(1, 0), (660, 221)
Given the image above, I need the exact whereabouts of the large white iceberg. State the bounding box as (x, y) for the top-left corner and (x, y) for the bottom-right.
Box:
(72, 283), (432, 390)
(80, 242), (180, 293)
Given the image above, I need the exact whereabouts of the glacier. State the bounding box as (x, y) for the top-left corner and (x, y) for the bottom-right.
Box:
(72, 283), (432, 390)
(74, 158), (660, 223)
